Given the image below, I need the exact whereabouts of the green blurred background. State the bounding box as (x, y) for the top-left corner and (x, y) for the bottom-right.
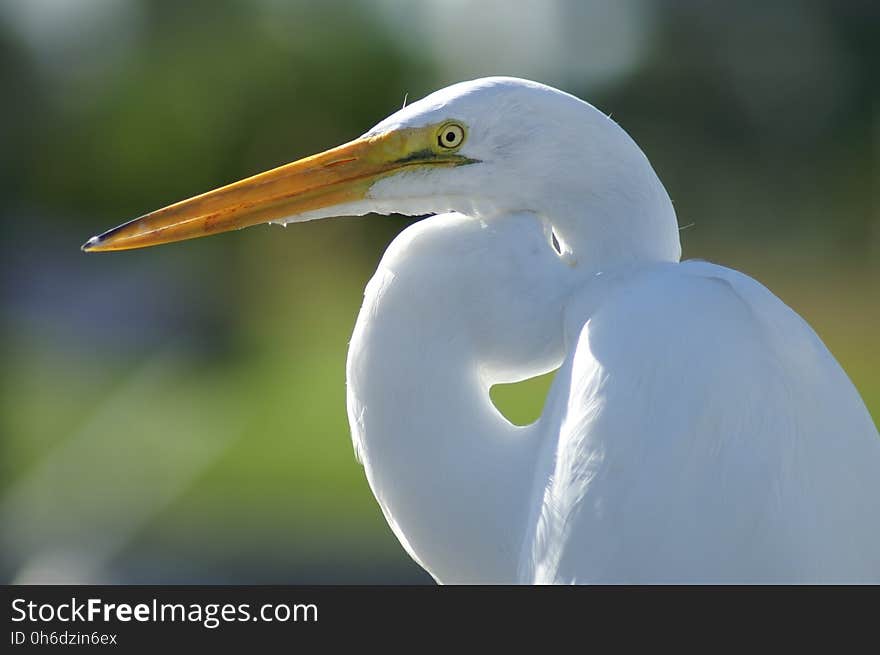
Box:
(1, 0), (877, 584)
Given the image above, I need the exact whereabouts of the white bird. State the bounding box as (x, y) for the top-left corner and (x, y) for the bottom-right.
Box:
(83, 77), (880, 583)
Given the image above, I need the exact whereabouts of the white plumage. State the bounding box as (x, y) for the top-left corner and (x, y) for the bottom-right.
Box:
(344, 78), (880, 583)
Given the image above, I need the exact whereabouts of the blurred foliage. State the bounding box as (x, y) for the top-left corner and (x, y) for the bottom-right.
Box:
(0, 0), (877, 583)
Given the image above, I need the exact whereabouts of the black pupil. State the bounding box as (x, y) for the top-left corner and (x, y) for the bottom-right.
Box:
(445, 131), (455, 143)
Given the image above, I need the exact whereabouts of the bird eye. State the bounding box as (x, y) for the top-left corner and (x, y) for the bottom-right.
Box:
(437, 123), (465, 150)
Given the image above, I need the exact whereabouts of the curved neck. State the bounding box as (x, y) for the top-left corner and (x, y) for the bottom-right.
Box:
(346, 268), (543, 584)
(345, 191), (679, 583)
(474, 108), (682, 271)
(551, 193), (681, 272)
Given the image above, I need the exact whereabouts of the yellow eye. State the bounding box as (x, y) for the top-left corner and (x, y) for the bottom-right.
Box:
(437, 123), (465, 150)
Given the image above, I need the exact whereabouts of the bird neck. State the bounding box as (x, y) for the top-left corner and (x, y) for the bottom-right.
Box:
(536, 149), (682, 271)
(553, 195), (681, 273)
(479, 117), (683, 270)
(345, 191), (679, 583)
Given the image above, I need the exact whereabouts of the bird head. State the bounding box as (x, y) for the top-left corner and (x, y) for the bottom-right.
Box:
(82, 77), (678, 266)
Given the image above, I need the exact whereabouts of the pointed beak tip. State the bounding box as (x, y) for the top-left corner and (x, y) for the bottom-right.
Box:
(81, 235), (102, 253)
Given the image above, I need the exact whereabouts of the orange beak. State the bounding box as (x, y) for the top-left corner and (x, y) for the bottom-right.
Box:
(82, 125), (474, 252)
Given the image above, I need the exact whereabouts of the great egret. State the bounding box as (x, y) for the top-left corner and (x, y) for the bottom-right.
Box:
(83, 77), (880, 583)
